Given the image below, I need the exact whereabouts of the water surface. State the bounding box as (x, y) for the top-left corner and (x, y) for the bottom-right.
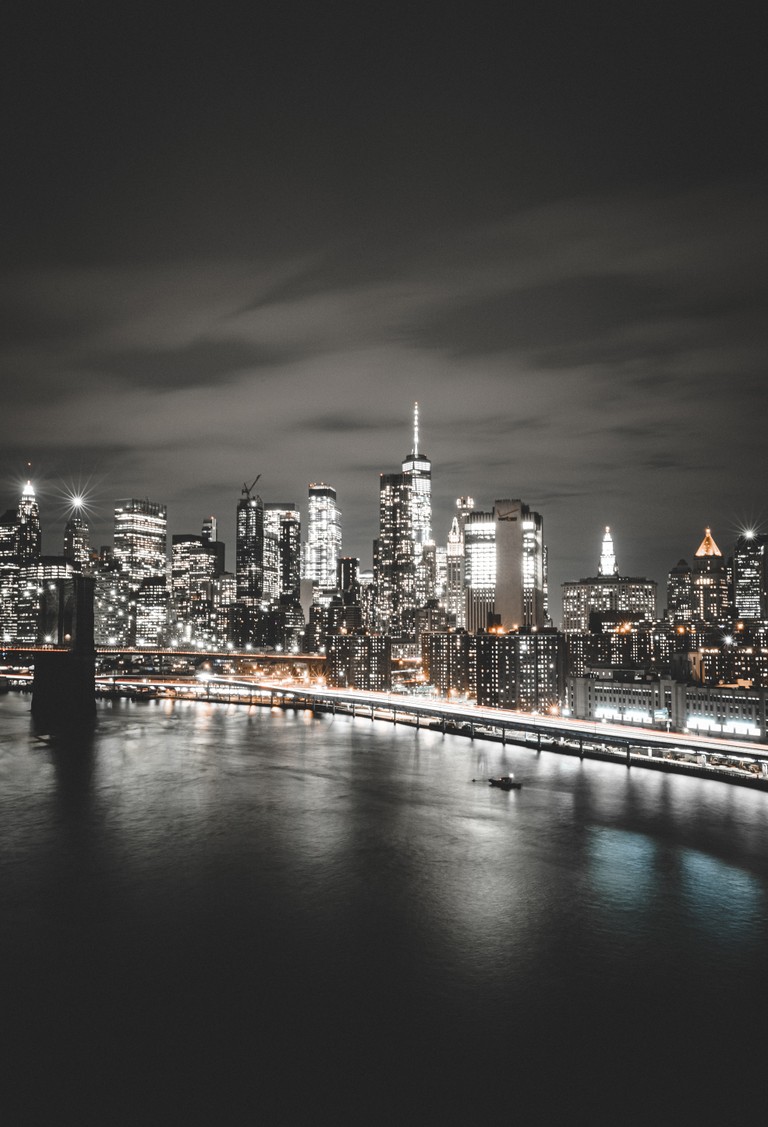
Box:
(2, 694), (766, 1122)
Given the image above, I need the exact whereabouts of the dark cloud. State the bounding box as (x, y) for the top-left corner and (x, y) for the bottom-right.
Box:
(1, 7), (767, 619)
(411, 275), (670, 356)
(83, 340), (290, 389)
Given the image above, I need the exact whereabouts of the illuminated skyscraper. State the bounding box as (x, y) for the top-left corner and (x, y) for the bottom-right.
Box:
(171, 534), (219, 628)
(402, 402), (433, 604)
(63, 515), (90, 572)
(0, 509), (19, 642)
(494, 499), (546, 630)
(113, 499), (167, 590)
(732, 532), (768, 620)
(236, 479), (264, 608)
(13, 481), (44, 643)
(375, 472), (415, 636)
(464, 510), (496, 633)
(112, 499), (168, 645)
(561, 527), (656, 632)
(264, 503), (301, 601)
(304, 484), (341, 589)
(374, 406), (436, 638)
(17, 480), (41, 565)
(445, 497), (474, 628)
(666, 559), (693, 622)
(692, 527), (729, 623)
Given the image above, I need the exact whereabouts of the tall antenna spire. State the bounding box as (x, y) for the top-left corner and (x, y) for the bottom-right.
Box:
(413, 401), (419, 455)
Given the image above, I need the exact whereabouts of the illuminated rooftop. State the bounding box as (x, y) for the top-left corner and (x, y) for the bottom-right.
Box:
(695, 527), (722, 557)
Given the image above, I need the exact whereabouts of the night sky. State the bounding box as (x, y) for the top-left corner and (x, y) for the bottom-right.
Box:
(2, 3), (766, 618)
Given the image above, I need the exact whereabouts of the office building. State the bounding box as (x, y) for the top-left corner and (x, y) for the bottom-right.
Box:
(303, 484), (341, 590)
(402, 402), (433, 606)
(63, 515), (90, 572)
(16, 480), (41, 566)
(732, 532), (768, 621)
(0, 509), (19, 643)
(113, 499), (167, 590)
(494, 499), (546, 630)
(463, 510), (495, 633)
(666, 559), (693, 622)
(264, 504), (301, 600)
(375, 472), (415, 636)
(561, 527), (656, 632)
(692, 527), (730, 624)
(236, 480), (264, 609)
(445, 496), (474, 628)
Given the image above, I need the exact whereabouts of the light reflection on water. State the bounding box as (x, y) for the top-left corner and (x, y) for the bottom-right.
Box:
(2, 693), (768, 1121)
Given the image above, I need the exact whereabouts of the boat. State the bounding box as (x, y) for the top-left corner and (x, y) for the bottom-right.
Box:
(489, 775), (522, 790)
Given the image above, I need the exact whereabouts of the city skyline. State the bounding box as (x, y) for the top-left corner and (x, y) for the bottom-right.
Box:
(0, 455), (760, 627)
(2, 7), (766, 613)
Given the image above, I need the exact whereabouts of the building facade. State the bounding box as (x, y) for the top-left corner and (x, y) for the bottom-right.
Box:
(304, 484), (341, 589)
(561, 527), (656, 632)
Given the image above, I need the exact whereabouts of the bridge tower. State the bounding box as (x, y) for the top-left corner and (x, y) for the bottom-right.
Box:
(31, 574), (96, 738)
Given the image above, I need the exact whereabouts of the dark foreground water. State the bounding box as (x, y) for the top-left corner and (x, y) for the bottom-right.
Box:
(2, 693), (767, 1123)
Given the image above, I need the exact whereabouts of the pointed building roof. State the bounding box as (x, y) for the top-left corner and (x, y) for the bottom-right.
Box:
(598, 526), (618, 577)
(695, 527), (722, 557)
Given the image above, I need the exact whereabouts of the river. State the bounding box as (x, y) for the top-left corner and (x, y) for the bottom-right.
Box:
(2, 693), (766, 1123)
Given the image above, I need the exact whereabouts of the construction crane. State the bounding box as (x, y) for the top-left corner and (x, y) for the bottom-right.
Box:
(241, 475), (261, 501)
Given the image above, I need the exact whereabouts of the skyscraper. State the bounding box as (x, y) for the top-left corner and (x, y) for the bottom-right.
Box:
(374, 405), (435, 638)
(494, 499), (546, 630)
(0, 509), (19, 642)
(15, 480), (44, 643)
(445, 496), (475, 628)
(16, 480), (41, 565)
(113, 498), (168, 645)
(304, 483), (341, 589)
(375, 472), (415, 636)
(264, 503), (301, 600)
(692, 527), (729, 623)
(402, 402), (433, 605)
(63, 514), (90, 572)
(732, 532), (768, 620)
(236, 479), (264, 608)
(561, 527), (656, 632)
(113, 499), (167, 590)
(667, 559), (693, 622)
(463, 509), (496, 633)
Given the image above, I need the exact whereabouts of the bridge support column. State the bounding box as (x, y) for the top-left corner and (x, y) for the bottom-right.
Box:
(579, 738), (584, 760)
(626, 745), (631, 766)
(415, 713), (419, 730)
(31, 575), (96, 740)
(442, 717), (446, 734)
(470, 723), (474, 740)
(502, 729), (506, 746)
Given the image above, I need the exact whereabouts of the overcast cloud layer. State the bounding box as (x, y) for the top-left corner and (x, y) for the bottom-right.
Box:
(2, 4), (766, 618)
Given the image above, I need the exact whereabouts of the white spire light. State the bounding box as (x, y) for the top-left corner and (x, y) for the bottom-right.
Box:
(598, 526), (618, 576)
